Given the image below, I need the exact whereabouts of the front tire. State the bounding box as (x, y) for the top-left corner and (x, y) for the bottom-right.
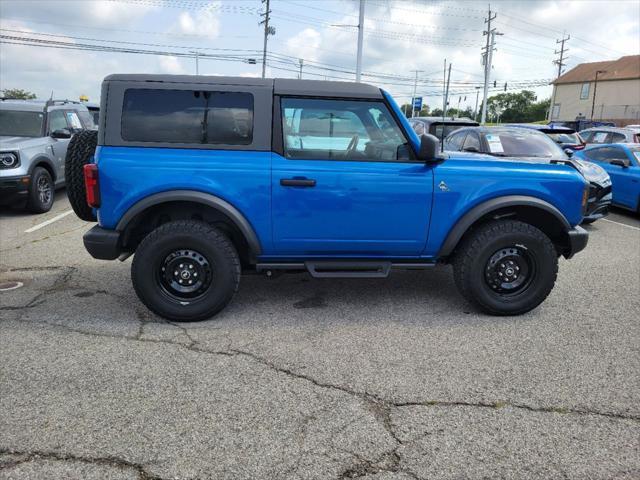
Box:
(26, 167), (54, 213)
(452, 220), (558, 316)
(131, 220), (241, 322)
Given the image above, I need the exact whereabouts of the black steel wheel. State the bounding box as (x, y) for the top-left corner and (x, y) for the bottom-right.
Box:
(453, 219), (558, 316)
(27, 167), (54, 213)
(132, 220), (240, 322)
(484, 246), (535, 296)
(158, 249), (213, 302)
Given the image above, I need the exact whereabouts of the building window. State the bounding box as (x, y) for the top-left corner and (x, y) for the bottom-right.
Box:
(551, 103), (561, 120)
(580, 82), (590, 100)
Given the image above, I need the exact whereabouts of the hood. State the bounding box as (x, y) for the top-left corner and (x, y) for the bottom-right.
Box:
(0, 136), (48, 150)
(573, 159), (611, 186)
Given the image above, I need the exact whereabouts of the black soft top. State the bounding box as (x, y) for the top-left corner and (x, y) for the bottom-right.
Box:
(103, 74), (383, 99)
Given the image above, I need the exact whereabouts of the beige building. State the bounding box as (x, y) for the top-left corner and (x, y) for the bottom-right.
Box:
(549, 55), (640, 126)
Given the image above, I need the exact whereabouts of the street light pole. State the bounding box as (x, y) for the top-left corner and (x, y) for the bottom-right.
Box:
(298, 58), (304, 79)
(590, 70), (606, 120)
(355, 0), (365, 82)
(410, 70), (423, 118)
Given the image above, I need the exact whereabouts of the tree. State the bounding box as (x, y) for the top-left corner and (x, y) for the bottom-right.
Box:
(479, 90), (551, 123)
(1, 88), (36, 100)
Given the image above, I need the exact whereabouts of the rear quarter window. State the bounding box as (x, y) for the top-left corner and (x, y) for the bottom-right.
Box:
(121, 88), (253, 145)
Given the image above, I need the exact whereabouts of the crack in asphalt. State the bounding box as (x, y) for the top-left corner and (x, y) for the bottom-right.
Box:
(0, 448), (166, 479)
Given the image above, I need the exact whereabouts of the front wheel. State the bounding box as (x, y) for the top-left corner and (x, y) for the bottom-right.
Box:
(131, 220), (241, 322)
(452, 220), (558, 316)
(26, 167), (54, 213)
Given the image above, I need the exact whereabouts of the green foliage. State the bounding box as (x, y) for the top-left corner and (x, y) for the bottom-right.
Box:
(1, 88), (37, 100)
(479, 90), (550, 123)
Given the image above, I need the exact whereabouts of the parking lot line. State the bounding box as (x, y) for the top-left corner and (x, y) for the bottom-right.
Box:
(601, 218), (640, 231)
(24, 210), (74, 233)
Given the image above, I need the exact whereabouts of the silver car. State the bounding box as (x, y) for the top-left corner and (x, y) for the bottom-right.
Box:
(0, 99), (95, 212)
(579, 126), (640, 145)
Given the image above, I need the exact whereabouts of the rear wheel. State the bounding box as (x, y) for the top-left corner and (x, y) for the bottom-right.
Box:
(131, 220), (241, 322)
(65, 129), (97, 221)
(452, 220), (558, 315)
(26, 167), (54, 213)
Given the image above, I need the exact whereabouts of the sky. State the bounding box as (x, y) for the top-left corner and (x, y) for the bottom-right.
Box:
(0, 0), (639, 113)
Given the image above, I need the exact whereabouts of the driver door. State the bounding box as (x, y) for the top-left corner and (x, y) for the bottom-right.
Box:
(271, 96), (434, 256)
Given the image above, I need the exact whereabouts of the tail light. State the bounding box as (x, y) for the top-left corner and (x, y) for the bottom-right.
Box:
(83, 164), (100, 208)
(572, 144), (585, 150)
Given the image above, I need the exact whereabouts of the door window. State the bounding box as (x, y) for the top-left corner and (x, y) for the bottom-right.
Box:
(610, 132), (626, 143)
(462, 132), (481, 151)
(48, 110), (68, 133)
(281, 98), (412, 162)
(591, 131), (610, 144)
(586, 147), (627, 163)
(444, 131), (466, 151)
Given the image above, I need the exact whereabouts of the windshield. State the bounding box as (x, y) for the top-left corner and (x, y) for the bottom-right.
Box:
(0, 110), (44, 137)
(547, 132), (581, 144)
(484, 131), (564, 158)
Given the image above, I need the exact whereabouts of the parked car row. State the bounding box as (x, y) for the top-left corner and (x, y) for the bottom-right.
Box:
(408, 117), (639, 221)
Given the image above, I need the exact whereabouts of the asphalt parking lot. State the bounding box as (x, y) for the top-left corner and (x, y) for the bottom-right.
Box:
(1, 191), (639, 480)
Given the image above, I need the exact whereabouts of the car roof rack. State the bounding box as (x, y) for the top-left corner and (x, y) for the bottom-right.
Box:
(45, 99), (82, 107)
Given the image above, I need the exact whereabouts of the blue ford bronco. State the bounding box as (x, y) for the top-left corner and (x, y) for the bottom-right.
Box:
(66, 74), (589, 321)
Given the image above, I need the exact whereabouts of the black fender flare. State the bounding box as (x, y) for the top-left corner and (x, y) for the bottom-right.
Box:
(28, 156), (57, 181)
(437, 195), (571, 257)
(116, 190), (262, 255)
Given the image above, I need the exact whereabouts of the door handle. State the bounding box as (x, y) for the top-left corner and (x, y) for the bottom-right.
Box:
(280, 178), (316, 187)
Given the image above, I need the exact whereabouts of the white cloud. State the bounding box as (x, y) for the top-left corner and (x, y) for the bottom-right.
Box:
(158, 56), (188, 75)
(170, 6), (220, 39)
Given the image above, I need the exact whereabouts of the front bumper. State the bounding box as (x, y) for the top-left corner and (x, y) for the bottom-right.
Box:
(583, 183), (612, 222)
(564, 226), (589, 259)
(83, 225), (122, 260)
(0, 175), (30, 206)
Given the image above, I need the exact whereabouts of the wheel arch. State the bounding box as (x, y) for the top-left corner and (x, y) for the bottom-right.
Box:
(28, 156), (57, 182)
(116, 190), (262, 262)
(438, 195), (572, 260)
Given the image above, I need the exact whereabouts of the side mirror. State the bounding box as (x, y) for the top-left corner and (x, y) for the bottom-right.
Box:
(418, 133), (442, 162)
(610, 158), (630, 168)
(51, 128), (71, 139)
(564, 148), (574, 157)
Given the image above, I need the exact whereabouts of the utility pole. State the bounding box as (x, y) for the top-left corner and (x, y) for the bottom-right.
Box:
(298, 58), (304, 79)
(549, 33), (569, 120)
(590, 69), (607, 120)
(260, 0), (274, 79)
(474, 86), (481, 122)
(410, 70), (423, 118)
(355, 0), (365, 82)
(443, 62), (452, 119)
(480, 5), (501, 124)
(194, 51), (199, 75)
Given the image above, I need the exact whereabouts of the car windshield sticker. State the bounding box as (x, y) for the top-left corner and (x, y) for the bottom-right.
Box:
(593, 132), (608, 143)
(66, 112), (82, 129)
(486, 134), (504, 153)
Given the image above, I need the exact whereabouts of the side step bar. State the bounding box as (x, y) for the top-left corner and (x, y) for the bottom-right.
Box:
(255, 261), (435, 279)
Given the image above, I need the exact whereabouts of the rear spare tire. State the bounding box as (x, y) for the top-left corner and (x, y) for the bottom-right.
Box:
(65, 129), (97, 221)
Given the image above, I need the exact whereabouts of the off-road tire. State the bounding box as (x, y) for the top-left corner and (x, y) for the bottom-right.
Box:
(65, 129), (97, 221)
(131, 220), (241, 322)
(26, 167), (54, 213)
(452, 220), (558, 316)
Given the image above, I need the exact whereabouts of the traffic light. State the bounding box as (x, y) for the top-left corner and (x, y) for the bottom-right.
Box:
(493, 80), (497, 88)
